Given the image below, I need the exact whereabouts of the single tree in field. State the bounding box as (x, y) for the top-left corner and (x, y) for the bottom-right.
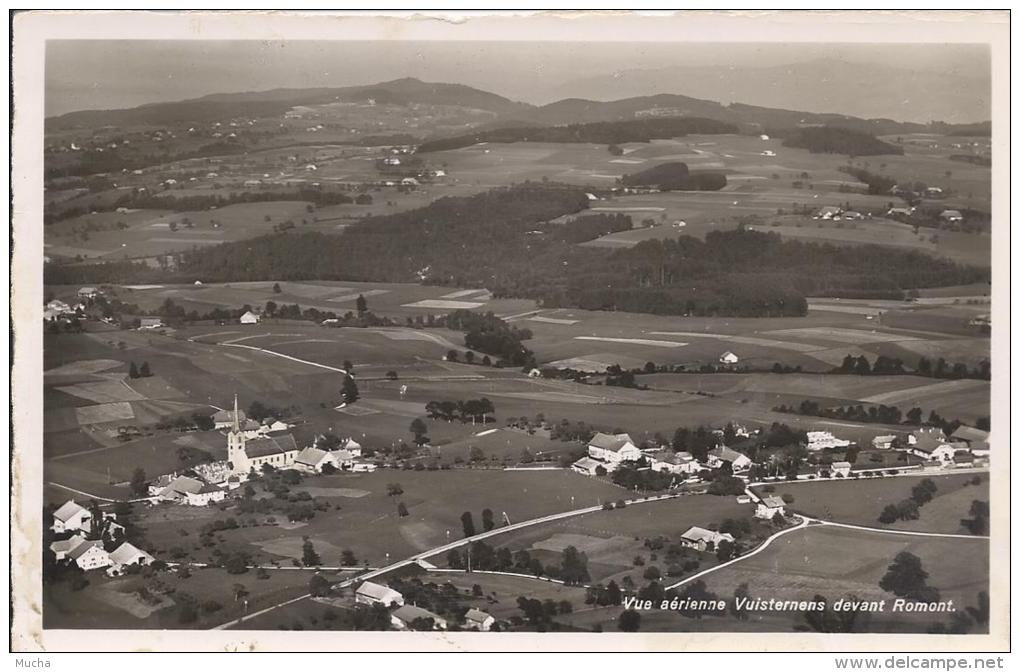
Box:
(880, 551), (939, 602)
(409, 418), (428, 444)
(130, 468), (147, 496)
(340, 375), (359, 405)
(464, 351), (475, 365)
(481, 508), (495, 532)
(618, 609), (641, 632)
(302, 537), (322, 567)
(140, 361), (152, 377)
(397, 502), (409, 517)
(446, 350), (459, 362)
(731, 582), (751, 620)
(355, 294), (368, 315)
(309, 574), (330, 597)
(273, 282), (282, 293)
(461, 511), (476, 538)
(129, 362), (140, 379)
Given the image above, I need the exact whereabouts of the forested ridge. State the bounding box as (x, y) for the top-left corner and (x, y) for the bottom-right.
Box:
(416, 117), (739, 153)
(46, 183), (989, 317)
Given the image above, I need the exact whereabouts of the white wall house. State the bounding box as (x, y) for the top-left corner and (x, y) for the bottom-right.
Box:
(239, 310), (261, 325)
(680, 526), (735, 552)
(67, 540), (112, 571)
(355, 581), (404, 607)
(51, 500), (92, 534)
(806, 431), (851, 451)
(587, 432), (642, 470)
(706, 446), (752, 473)
(464, 608), (495, 632)
(293, 447), (341, 474)
(755, 496), (786, 520)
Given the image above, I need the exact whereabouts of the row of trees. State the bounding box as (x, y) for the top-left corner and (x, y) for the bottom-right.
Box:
(833, 353), (991, 381)
(423, 398), (496, 424)
(878, 478), (939, 524)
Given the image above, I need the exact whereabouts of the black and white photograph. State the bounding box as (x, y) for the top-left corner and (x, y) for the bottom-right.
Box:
(9, 9), (1010, 655)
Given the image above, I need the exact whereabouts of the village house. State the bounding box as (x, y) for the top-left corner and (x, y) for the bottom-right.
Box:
(908, 428), (956, 464)
(293, 446), (341, 474)
(77, 286), (99, 299)
(706, 446), (752, 473)
(49, 534), (87, 561)
(185, 483), (227, 507)
(815, 206), (842, 220)
(806, 431), (851, 451)
(953, 451), (976, 468)
(261, 417), (291, 434)
(138, 317), (163, 329)
(949, 426), (990, 457)
(66, 540), (112, 571)
(680, 526), (735, 552)
(355, 581), (404, 607)
(464, 608), (495, 632)
(940, 209), (964, 224)
(390, 604), (447, 631)
(830, 461), (852, 478)
(239, 310), (261, 325)
(755, 496), (786, 520)
(157, 475), (206, 503)
(212, 407), (247, 430)
(651, 451), (699, 476)
(586, 432), (642, 469)
(106, 542), (155, 577)
(571, 456), (605, 476)
(872, 434), (897, 450)
(718, 351), (740, 365)
(51, 500), (92, 534)
(887, 206), (915, 217)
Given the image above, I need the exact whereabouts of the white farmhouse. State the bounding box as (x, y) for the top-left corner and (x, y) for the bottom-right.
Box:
(66, 540), (112, 571)
(718, 351), (740, 365)
(706, 446), (752, 473)
(755, 496), (786, 520)
(106, 542), (155, 576)
(239, 310), (261, 325)
(355, 581), (404, 607)
(51, 500), (92, 534)
(680, 526), (735, 552)
(587, 432), (642, 469)
(293, 447), (341, 474)
(464, 608), (495, 632)
(806, 431), (851, 451)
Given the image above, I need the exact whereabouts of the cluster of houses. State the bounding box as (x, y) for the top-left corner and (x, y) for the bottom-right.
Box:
(48, 500), (155, 576)
(354, 580), (495, 632)
(814, 206), (866, 221)
(572, 430), (756, 480)
(572, 422), (990, 483)
(143, 397), (376, 508)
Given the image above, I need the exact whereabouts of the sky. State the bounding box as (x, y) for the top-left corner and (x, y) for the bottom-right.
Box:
(44, 40), (991, 120)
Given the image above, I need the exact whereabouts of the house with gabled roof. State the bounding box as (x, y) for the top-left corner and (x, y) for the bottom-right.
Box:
(950, 426), (990, 457)
(106, 542), (155, 576)
(464, 608), (495, 631)
(680, 526), (735, 552)
(67, 540), (112, 571)
(49, 534), (87, 561)
(391, 604), (447, 631)
(706, 446), (752, 473)
(51, 500), (92, 534)
(908, 427), (956, 464)
(293, 447), (340, 474)
(355, 581), (404, 607)
(755, 496), (787, 520)
(587, 432), (642, 468)
(185, 483), (226, 506)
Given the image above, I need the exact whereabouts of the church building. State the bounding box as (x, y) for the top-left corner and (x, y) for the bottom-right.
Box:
(225, 395), (300, 475)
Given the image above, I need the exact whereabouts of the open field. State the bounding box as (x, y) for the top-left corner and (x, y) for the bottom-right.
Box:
(44, 566), (338, 630)
(756, 472), (989, 533)
(695, 524), (988, 633)
(136, 469), (628, 569)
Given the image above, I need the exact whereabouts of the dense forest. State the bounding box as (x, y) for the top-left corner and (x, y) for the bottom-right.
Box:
(46, 183), (991, 318)
(780, 126), (904, 156)
(415, 117), (739, 153)
(619, 162), (727, 191)
(543, 213), (633, 244)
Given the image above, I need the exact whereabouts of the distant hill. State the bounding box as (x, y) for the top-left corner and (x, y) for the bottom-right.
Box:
(549, 58), (991, 124)
(45, 77), (528, 130)
(46, 75), (986, 141)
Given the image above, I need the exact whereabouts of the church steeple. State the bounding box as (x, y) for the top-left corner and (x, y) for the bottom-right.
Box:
(232, 393), (240, 433)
